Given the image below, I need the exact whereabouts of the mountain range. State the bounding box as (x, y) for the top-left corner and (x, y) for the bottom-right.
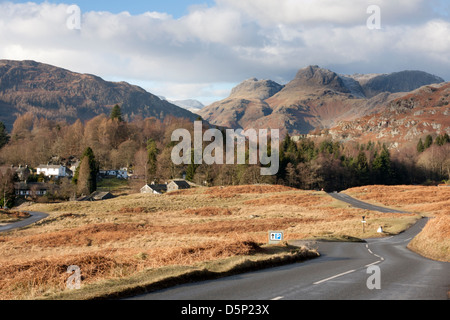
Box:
(198, 65), (446, 137)
(0, 60), (199, 130)
(0, 60), (448, 147)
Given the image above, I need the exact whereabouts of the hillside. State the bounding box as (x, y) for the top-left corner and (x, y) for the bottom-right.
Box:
(199, 65), (445, 136)
(0, 185), (422, 299)
(329, 82), (450, 145)
(0, 60), (198, 130)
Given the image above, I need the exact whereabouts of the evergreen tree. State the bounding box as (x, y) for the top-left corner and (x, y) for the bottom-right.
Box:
(444, 133), (450, 144)
(110, 104), (123, 122)
(73, 147), (98, 194)
(417, 138), (425, 153)
(185, 149), (198, 182)
(147, 138), (159, 182)
(424, 135), (433, 149)
(0, 122), (9, 149)
(372, 146), (392, 184)
(355, 151), (370, 185)
(435, 133), (450, 146)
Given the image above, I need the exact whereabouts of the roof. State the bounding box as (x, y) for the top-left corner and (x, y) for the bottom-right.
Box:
(90, 191), (114, 200)
(14, 182), (50, 190)
(78, 191), (115, 201)
(37, 165), (64, 169)
(169, 180), (191, 189)
(147, 184), (167, 190)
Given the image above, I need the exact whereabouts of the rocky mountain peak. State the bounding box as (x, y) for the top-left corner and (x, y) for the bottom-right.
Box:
(229, 78), (284, 100)
(288, 65), (350, 93)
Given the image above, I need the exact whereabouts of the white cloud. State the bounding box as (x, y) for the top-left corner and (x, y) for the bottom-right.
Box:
(0, 0), (448, 105)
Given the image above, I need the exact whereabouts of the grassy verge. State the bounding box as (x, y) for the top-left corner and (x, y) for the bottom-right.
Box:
(40, 245), (319, 300)
(0, 210), (30, 224)
(343, 185), (450, 262)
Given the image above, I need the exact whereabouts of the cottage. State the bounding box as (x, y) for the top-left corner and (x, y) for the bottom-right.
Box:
(77, 191), (115, 201)
(99, 169), (128, 179)
(167, 180), (191, 193)
(141, 184), (167, 195)
(0, 165), (32, 182)
(14, 182), (51, 197)
(37, 165), (69, 178)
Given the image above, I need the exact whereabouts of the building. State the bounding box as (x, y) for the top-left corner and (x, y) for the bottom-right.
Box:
(98, 169), (128, 179)
(14, 182), (51, 197)
(167, 180), (191, 193)
(77, 191), (115, 201)
(140, 184), (168, 195)
(37, 165), (69, 178)
(0, 165), (32, 182)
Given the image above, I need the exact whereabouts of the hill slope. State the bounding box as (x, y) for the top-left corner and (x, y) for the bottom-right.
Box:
(199, 65), (445, 136)
(329, 82), (450, 145)
(0, 60), (198, 130)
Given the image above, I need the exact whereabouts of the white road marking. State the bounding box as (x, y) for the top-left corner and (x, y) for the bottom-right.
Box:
(365, 261), (382, 267)
(313, 269), (356, 285)
(271, 296), (284, 300)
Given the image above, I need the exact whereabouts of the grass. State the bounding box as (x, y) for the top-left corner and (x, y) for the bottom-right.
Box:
(0, 209), (30, 224)
(343, 185), (450, 262)
(0, 184), (428, 300)
(41, 244), (318, 300)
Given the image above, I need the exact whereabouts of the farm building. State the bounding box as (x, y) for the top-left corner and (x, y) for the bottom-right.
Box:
(167, 180), (191, 192)
(140, 184), (168, 195)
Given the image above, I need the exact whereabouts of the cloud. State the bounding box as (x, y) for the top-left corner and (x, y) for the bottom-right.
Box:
(0, 0), (449, 105)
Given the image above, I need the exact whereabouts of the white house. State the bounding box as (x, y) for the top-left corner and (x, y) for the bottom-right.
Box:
(37, 165), (69, 178)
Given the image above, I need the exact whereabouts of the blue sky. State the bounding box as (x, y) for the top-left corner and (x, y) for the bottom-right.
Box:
(12, 0), (216, 17)
(1, 1), (449, 105)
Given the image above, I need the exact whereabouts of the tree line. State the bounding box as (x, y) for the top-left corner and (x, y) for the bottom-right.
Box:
(0, 106), (449, 206)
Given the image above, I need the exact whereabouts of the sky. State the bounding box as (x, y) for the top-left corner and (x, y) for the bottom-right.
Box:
(1, 0), (449, 105)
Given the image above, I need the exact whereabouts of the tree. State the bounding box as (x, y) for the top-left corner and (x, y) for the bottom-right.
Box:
(0, 170), (15, 208)
(417, 138), (425, 153)
(372, 146), (393, 184)
(77, 158), (95, 196)
(435, 133), (450, 146)
(110, 104), (123, 122)
(0, 122), (9, 149)
(355, 151), (370, 186)
(73, 147), (98, 194)
(424, 135), (433, 149)
(147, 138), (159, 181)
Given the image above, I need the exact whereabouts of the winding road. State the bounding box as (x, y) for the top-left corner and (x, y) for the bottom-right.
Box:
(0, 211), (48, 233)
(130, 193), (449, 300)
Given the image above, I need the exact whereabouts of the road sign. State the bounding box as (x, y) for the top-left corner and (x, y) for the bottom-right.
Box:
(269, 231), (284, 244)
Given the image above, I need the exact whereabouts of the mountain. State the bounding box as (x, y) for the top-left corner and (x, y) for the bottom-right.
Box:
(199, 65), (445, 136)
(0, 60), (199, 130)
(163, 98), (205, 114)
(198, 78), (283, 129)
(355, 70), (445, 98)
(328, 82), (450, 146)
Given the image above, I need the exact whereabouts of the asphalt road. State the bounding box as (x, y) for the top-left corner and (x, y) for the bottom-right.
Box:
(130, 195), (449, 301)
(328, 192), (408, 213)
(0, 211), (48, 233)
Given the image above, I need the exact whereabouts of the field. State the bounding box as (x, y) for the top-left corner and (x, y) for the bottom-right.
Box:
(0, 184), (431, 300)
(344, 185), (450, 262)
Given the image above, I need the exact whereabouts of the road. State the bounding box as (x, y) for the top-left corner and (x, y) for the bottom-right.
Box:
(130, 194), (449, 300)
(328, 192), (408, 213)
(0, 211), (48, 233)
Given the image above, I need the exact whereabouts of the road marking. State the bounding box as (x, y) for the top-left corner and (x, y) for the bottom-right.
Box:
(271, 296), (284, 300)
(313, 269), (356, 285)
(365, 261), (382, 267)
